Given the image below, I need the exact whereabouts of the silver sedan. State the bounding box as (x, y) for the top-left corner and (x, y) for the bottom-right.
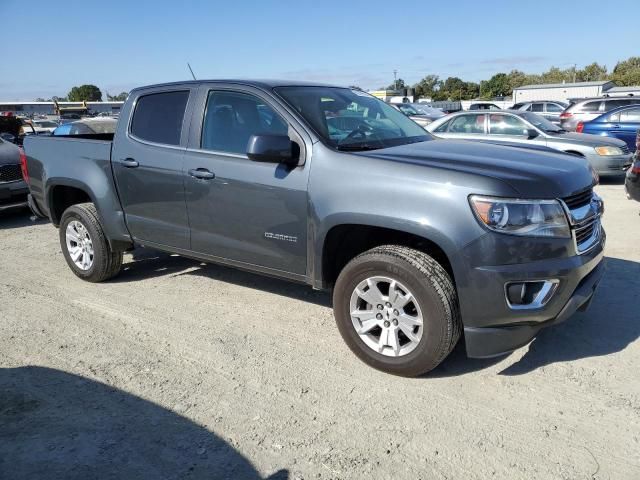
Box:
(427, 110), (633, 177)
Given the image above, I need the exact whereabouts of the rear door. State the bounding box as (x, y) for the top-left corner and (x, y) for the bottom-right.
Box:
(613, 107), (640, 151)
(181, 84), (312, 276)
(112, 86), (196, 249)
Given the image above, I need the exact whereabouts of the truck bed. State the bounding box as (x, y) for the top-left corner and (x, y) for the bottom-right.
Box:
(23, 134), (115, 221)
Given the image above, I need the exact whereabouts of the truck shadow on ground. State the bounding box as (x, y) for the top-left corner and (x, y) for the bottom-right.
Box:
(117, 248), (331, 307)
(116, 251), (638, 378)
(0, 208), (48, 230)
(0, 366), (289, 480)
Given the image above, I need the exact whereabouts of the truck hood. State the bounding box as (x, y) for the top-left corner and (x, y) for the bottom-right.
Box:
(362, 139), (595, 198)
(552, 131), (627, 147)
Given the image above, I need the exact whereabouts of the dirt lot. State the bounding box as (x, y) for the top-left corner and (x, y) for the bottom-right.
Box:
(1, 182), (639, 480)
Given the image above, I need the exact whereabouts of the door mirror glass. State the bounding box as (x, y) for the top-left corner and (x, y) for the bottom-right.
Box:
(247, 134), (298, 166)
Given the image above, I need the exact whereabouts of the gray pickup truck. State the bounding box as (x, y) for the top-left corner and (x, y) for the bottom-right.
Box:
(24, 80), (605, 376)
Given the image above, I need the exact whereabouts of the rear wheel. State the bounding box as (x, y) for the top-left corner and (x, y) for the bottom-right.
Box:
(333, 245), (461, 376)
(59, 203), (123, 282)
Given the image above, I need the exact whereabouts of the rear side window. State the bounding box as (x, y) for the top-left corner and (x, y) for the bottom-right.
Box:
(130, 90), (189, 145)
(448, 114), (485, 133)
(531, 103), (544, 112)
(580, 101), (601, 113)
(605, 99), (635, 110)
(620, 108), (640, 122)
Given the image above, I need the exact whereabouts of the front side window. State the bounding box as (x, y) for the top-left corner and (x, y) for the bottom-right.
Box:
(620, 108), (640, 122)
(545, 103), (563, 113)
(488, 114), (528, 135)
(433, 119), (451, 133)
(130, 90), (189, 146)
(201, 91), (289, 154)
(275, 86), (429, 151)
(448, 114), (485, 134)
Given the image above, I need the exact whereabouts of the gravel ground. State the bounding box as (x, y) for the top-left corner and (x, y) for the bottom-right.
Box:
(1, 182), (639, 480)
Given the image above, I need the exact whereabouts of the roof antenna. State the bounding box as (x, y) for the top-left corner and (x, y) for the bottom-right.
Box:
(187, 63), (197, 80)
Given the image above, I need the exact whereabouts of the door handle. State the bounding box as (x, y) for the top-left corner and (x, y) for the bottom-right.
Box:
(121, 158), (139, 168)
(189, 168), (215, 180)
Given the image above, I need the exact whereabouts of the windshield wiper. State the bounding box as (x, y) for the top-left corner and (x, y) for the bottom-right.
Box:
(335, 144), (384, 151)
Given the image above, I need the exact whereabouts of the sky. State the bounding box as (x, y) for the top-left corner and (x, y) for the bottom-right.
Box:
(1, 0), (639, 100)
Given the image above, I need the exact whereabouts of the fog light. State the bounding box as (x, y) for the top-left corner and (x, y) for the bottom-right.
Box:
(505, 280), (559, 310)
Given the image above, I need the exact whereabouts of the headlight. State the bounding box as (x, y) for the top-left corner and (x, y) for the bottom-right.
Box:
(595, 146), (623, 156)
(469, 196), (571, 238)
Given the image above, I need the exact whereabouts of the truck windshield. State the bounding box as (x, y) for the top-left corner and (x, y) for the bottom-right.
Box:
(275, 86), (431, 151)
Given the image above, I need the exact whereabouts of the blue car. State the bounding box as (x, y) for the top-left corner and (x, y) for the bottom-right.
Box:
(577, 103), (640, 151)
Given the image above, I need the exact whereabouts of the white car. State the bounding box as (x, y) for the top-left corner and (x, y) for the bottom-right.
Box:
(31, 119), (59, 134)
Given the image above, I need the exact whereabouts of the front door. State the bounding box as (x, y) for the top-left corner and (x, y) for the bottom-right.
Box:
(612, 107), (640, 151)
(182, 86), (310, 275)
(112, 88), (195, 249)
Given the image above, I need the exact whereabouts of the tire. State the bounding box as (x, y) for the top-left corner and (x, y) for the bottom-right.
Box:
(59, 203), (123, 282)
(333, 245), (461, 377)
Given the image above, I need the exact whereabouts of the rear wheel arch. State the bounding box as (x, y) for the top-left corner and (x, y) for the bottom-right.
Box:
(48, 183), (95, 226)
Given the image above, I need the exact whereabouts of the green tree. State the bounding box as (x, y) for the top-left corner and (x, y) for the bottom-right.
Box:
(67, 84), (102, 102)
(413, 74), (441, 99)
(610, 57), (640, 86)
(385, 78), (406, 90)
(576, 62), (608, 82)
(482, 73), (511, 98)
(106, 91), (128, 101)
(540, 66), (573, 84)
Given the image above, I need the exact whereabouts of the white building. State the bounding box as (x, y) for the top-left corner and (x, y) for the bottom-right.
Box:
(0, 101), (124, 116)
(603, 85), (640, 97)
(512, 81), (616, 103)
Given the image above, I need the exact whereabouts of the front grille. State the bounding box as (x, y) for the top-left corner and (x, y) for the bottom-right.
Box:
(574, 217), (600, 254)
(0, 164), (22, 183)
(562, 188), (593, 209)
(621, 144), (630, 155)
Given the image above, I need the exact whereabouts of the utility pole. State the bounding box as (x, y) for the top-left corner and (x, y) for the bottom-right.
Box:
(573, 63), (577, 83)
(393, 70), (398, 91)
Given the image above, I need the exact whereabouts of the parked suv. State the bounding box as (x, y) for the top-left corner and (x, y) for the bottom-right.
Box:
(24, 80), (605, 376)
(560, 97), (640, 132)
(511, 101), (568, 125)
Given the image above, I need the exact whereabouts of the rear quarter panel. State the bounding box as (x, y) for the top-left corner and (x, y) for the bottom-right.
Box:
(24, 135), (131, 244)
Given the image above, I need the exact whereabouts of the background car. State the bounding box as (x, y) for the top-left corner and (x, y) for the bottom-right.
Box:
(0, 137), (28, 212)
(559, 96), (640, 132)
(577, 105), (640, 152)
(427, 109), (633, 177)
(0, 116), (35, 146)
(52, 118), (118, 136)
(30, 119), (59, 134)
(510, 100), (568, 125)
(393, 103), (445, 127)
(468, 102), (501, 110)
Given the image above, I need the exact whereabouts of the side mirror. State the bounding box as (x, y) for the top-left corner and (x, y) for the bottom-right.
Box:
(247, 134), (298, 166)
(526, 128), (539, 139)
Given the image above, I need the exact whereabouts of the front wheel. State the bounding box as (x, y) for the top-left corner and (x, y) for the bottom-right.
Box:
(59, 203), (123, 282)
(333, 245), (461, 376)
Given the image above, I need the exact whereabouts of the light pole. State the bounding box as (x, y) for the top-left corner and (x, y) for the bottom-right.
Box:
(393, 70), (398, 91)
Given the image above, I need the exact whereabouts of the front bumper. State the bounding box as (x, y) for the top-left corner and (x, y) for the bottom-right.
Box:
(0, 180), (29, 212)
(464, 259), (605, 358)
(459, 224), (606, 358)
(588, 153), (633, 177)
